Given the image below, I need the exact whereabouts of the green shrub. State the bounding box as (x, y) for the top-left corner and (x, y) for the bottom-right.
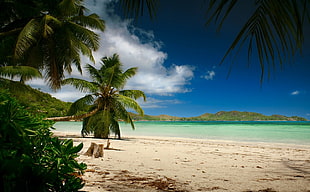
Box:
(0, 90), (86, 192)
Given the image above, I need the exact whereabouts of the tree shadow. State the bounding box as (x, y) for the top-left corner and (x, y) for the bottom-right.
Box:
(282, 159), (310, 176)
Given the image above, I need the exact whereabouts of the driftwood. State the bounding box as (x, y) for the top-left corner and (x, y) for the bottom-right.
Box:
(84, 142), (104, 158)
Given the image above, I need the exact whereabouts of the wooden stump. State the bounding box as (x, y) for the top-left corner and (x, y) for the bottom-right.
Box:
(94, 144), (104, 158)
(84, 142), (104, 158)
(105, 139), (111, 149)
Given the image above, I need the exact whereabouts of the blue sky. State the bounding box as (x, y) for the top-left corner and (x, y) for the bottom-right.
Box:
(29, 0), (310, 119)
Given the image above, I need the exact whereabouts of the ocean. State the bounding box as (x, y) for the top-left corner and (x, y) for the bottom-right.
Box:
(53, 121), (310, 145)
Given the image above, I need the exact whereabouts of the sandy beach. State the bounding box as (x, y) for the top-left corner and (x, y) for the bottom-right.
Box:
(53, 131), (310, 192)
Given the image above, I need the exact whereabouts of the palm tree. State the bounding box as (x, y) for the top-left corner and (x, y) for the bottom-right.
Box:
(48, 54), (146, 139)
(0, 0), (105, 90)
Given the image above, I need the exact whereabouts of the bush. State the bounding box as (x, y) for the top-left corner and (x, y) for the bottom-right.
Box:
(0, 90), (86, 192)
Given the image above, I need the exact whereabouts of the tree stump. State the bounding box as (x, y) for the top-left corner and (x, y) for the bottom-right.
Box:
(105, 139), (111, 149)
(84, 142), (104, 158)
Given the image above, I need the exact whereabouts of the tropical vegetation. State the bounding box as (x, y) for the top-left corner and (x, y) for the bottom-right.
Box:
(49, 54), (146, 139)
(0, 0), (105, 90)
(0, 90), (86, 191)
(0, 78), (71, 117)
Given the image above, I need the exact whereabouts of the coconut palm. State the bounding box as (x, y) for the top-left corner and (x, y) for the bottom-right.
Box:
(0, 0), (105, 90)
(50, 54), (146, 139)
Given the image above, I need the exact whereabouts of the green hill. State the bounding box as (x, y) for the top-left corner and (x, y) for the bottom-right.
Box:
(131, 111), (307, 121)
(0, 79), (71, 117)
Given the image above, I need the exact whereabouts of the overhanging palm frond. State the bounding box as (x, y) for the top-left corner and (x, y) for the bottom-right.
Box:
(3, 0), (105, 91)
(58, 0), (83, 16)
(62, 78), (98, 93)
(0, 66), (42, 83)
(67, 94), (95, 115)
(118, 0), (159, 20)
(206, 0), (306, 82)
(66, 21), (101, 51)
(205, 0), (238, 32)
(14, 18), (40, 60)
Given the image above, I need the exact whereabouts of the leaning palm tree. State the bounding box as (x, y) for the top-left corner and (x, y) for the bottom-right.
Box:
(0, 0), (105, 90)
(49, 54), (146, 139)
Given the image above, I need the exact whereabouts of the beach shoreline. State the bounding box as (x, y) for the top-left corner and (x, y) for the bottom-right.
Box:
(52, 131), (310, 192)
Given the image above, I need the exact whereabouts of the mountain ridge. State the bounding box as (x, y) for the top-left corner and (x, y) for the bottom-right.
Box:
(130, 111), (307, 121)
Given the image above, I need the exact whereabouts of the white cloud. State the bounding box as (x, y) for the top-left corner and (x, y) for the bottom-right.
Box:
(27, 0), (194, 103)
(137, 97), (182, 109)
(202, 70), (215, 80)
(291, 90), (300, 95)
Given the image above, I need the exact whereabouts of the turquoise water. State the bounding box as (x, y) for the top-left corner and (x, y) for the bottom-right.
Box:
(53, 121), (310, 145)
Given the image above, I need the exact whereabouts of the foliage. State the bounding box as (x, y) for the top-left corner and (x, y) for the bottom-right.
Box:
(62, 54), (146, 139)
(0, 78), (71, 117)
(0, 66), (42, 83)
(118, 0), (159, 20)
(0, 90), (86, 192)
(0, 0), (105, 90)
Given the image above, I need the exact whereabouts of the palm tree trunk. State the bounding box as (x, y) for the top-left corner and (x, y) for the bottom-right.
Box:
(45, 108), (99, 121)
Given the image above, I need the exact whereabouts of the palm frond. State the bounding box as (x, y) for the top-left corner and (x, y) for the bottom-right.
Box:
(85, 64), (103, 83)
(14, 18), (40, 60)
(82, 110), (109, 138)
(206, 0), (306, 82)
(62, 78), (98, 93)
(67, 94), (95, 115)
(116, 94), (144, 116)
(44, 39), (64, 90)
(119, 0), (159, 20)
(70, 14), (105, 31)
(0, 66), (42, 82)
(119, 90), (146, 101)
(121, 67), (138, 82)
(66, 21), (101, 51)
(58, 0), (83, 17)
(112, 99), (135, 130)
(205, 0), (238, 32)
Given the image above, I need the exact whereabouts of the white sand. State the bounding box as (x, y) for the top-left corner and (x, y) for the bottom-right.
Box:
(53, 131), (310, 192)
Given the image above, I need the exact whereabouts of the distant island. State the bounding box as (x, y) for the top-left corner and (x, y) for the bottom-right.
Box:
(130, 111), (308, 121)
(1, 79), (307, 121)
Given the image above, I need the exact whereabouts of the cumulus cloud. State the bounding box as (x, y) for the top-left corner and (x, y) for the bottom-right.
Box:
(28, 0), (194, 104)
(291, 90), (300, 95)
(202, 70), (215, 80)
(88, 0), (194, 95)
